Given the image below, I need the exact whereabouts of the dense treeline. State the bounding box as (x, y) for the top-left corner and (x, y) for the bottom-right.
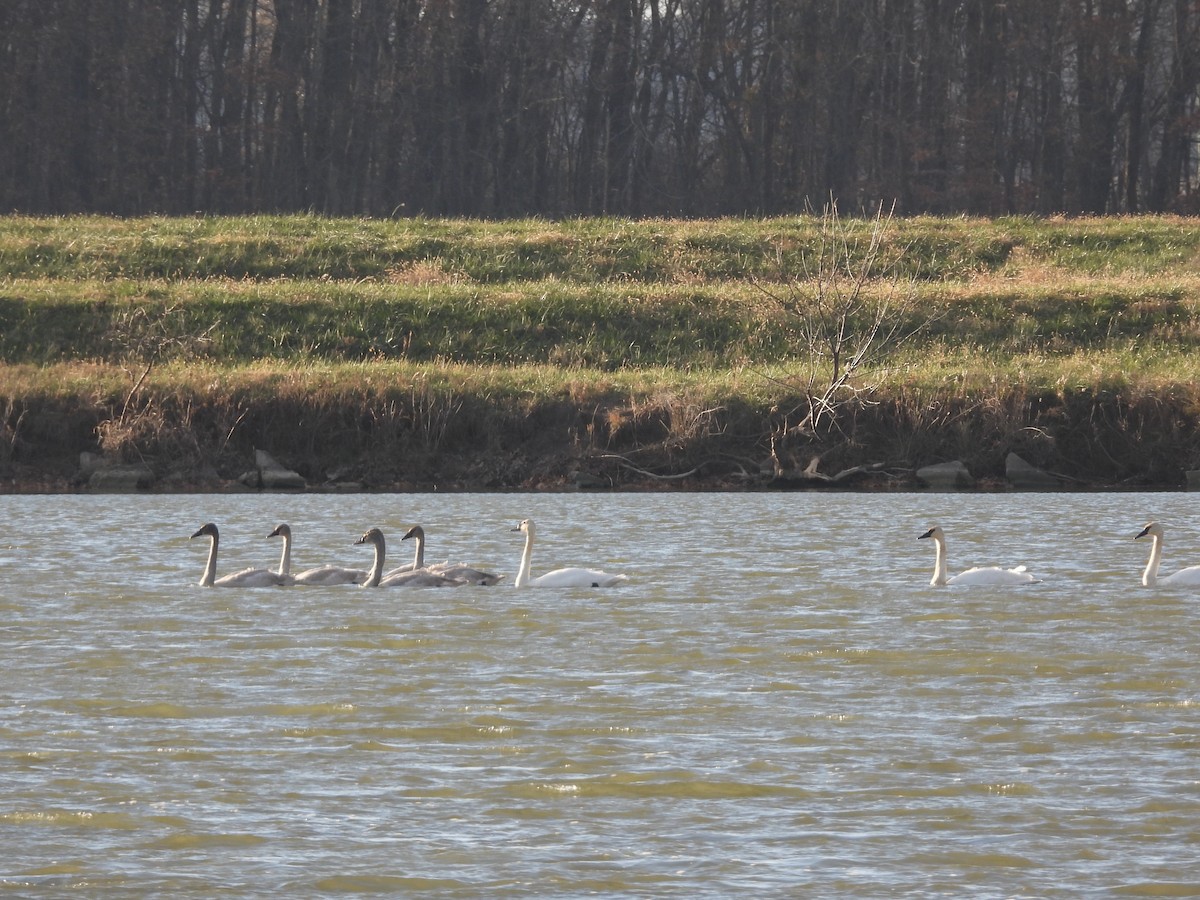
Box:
(2, 0), (1199, 218)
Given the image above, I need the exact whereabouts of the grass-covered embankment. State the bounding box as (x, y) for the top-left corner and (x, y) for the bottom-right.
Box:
(2, 214), (1200, 490)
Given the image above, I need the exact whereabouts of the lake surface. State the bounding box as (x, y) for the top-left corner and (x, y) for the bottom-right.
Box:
(1, 490), (1198, 896)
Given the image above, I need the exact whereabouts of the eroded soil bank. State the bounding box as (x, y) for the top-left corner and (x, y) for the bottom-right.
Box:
(3, 382), (1196, 493)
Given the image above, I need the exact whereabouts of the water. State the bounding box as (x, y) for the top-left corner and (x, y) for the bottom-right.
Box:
(1, 490), (1198, 896)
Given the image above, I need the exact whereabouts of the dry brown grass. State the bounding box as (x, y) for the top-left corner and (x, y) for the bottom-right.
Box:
(385, 259), (466, 286)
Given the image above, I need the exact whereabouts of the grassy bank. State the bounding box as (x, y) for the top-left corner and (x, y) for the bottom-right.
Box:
(2, 214), (1200, 490)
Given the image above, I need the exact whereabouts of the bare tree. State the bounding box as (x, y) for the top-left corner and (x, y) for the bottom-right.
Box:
(753, 201), (931, 469)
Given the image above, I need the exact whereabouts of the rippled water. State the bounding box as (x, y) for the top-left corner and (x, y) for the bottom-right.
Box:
(1, 490), (1198, 896)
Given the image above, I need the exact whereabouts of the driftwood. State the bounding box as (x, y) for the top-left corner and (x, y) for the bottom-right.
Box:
(594, 453), (707, 481)
(768, 456), (892, 489)
(591, 450), (896, 489)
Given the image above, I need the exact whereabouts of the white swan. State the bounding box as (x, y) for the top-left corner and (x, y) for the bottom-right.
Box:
(395, 525), (503, 585)
(511, 518), (627, 588)
(918, 526), (1038, 586)
(191, 522), (288, 587)
(354, 528), (468, 588)
(1134, 522), (1200, 586)
(268, 523), (366, 585)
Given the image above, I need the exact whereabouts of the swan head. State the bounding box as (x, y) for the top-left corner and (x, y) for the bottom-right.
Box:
(918, 526), (943, 542)
(356, 528), (385, 549)
(191, 522), (219, 541)
(268, 523), (291, 539)
(1136, 522), (1162, 541)
(512, 518), (535, 536)
(401, 525), (425, 542)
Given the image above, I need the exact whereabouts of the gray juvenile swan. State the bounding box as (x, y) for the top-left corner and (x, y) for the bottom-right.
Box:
(918, 526), (1038, 586)
(1135, 522), (1200, 586)
(511, 518), (627, 588)
(191, 522), (288, 587)
(382, 523), (444, 579)
(354, 528), (468, 588)
(268, 523), (366, 585)
(395, 525), (503, 585)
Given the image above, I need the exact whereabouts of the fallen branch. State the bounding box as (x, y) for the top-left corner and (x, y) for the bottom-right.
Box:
(594, 452), (707, 481)
(768, 456), (895, 487)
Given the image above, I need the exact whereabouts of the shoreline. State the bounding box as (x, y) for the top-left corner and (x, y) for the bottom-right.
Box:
(4, 448), (1190, 496)
(4, 382), (1198, 495)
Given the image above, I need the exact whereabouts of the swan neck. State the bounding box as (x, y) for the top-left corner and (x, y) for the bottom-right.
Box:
(278, 533), (292, 577)
(413, 534), (425, 569)
(1143, 534), (1162, 587)
(365, 537), (384, 587)
(200, 534), (217, 587)
(930, 534), (948, 586)
(515, 530), (533, 588)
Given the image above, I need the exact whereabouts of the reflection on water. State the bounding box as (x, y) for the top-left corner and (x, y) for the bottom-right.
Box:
(1, 491), (1198, 895)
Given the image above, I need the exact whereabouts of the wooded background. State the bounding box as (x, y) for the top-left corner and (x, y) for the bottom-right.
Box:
(2, 0), (1198, 218)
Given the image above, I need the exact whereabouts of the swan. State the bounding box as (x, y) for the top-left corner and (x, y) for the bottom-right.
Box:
(1134, 522), (1200, 586)
(511, 518), (627, 588)
(395, 525), (503, 585)
(381, 523), (443, 579)
(191, 522), (288, 587)
(918, 526), (1038, 586)
(268, 523), (367, 585)
(354, 528), (468, 587)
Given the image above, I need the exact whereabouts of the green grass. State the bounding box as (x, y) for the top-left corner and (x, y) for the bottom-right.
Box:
(4, 214), (1199, 371)
(3, 272), (1198, 367)
(2, 214), (1200, 369)
(9, 213), (1194, 282)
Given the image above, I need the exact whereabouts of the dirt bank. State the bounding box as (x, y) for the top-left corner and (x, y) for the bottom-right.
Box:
(2, 385), (1197, 493)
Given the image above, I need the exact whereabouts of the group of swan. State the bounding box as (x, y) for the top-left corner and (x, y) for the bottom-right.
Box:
(191, 518), (625, 589)
(920, 521), (1200, 588)
(192, 522), (291, 587)
(354, 527), (500, 587)
(194, 517), (1196, 591)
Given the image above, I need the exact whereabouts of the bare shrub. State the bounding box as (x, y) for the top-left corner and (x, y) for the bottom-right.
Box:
(95, 303), (218, 461)
(652, 393), (727, 452)
(753, 200), (934, 471)
(94, 392), (203, 463)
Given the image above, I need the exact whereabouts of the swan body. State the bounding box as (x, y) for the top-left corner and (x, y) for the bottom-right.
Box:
(191, 522), (288, 587)
(511, 518), (627, 588)
(392, 525), (503, 586)
(918, 526), (1038, 586)
(381, 568), (467, 587)
(268, 524), (366, 585)
(1135, 522), (1200, 586)
(356, 528), (467, 588)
